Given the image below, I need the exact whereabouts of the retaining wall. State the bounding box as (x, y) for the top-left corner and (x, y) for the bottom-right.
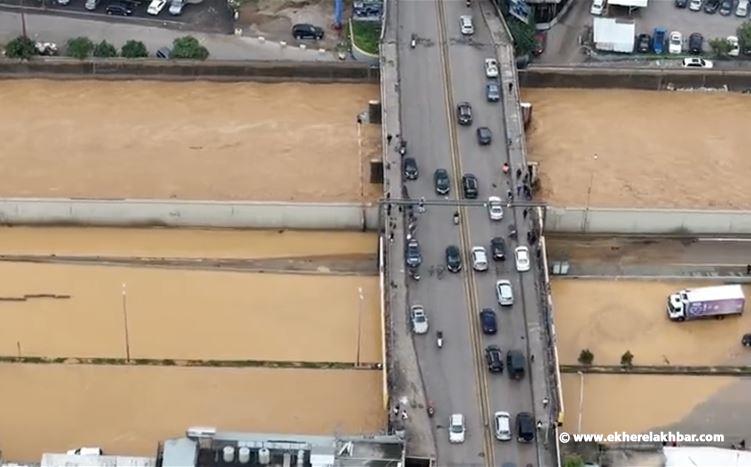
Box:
(0, 198), (381, 231)
(0, 58), (379, 83)
(545, 207), (751, 235)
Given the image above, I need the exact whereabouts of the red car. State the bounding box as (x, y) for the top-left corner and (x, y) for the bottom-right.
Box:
(532, 31), (547, 56)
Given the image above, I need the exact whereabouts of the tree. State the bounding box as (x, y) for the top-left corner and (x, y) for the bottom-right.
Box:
(738, 21), (751, 54)
(621, 350), (634, 367)
(4, 35), (37, 59)
(66, 36), (94, 59)
(564, 455), (585, 467)
(171, 35), (209, 60)
(121, 40), (148, 58)
(709, 37), (732, 58)
(507, 17), (537, 57)
(93, 40), (118, 58)
(578, 349), (594, 365)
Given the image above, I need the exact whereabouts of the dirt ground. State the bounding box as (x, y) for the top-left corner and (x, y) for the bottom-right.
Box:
(522, 89), (751, 209)
(552, 280), (751, 366)
(0, 80), (381, 201)
(0, 363), (385, 462)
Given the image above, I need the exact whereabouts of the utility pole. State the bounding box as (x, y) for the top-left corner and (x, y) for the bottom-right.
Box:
(356, 287), (364, 367)
(21, 0), (27, 37)
(122, 283), (131, 362)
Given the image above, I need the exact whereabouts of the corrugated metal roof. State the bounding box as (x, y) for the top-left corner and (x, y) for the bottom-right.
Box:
(593, 17), (636, 53)
(40, 454), (155, 467)
(609, 0), (649, 7)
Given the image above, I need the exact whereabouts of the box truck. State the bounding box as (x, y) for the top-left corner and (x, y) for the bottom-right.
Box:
(667, 284), (745, 322)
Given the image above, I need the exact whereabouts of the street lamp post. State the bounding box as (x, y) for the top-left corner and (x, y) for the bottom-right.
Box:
(583, 154), (598, 232)
(577, 370), (585, 433)
(21, 0), (27, 37)
(356, 287), (364, 367)
(122, 283), (131, 362)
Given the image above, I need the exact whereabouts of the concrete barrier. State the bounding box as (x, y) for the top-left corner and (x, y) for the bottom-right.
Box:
(545, 206), (751, 235)
(0, 198), (380, 231)
(0, 58), (379, 83)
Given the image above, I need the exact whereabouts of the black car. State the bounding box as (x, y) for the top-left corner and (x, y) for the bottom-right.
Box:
(719, 0), (733, 14)
(675, 0), (688, 6)
(476, 127), (492, 145)
(462, 173), (479, 199)
(636, 33), (651, 53)
(704, 0), (720, 12)
(516, 412), (535, 443)
(405, 238), (422, 268)
(445, 245), (462, 273)
(403, 157), (418, 180)
(486, 82), (500, 102)
(480, 308), (497, 335)
(688, 32), (704, 54)
(105, 1), (133, 14)
(485, 345), (504, 373)
(742, 333), (751, 347)
(506, 350), (526, 380)
(434, 168), (450, 195)
(456, 102), (473, 126)
(292, 23), (324, 40)
(490, 237), (506, 261)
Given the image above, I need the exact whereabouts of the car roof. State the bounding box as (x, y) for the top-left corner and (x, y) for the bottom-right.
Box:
(450, 413), (464, 423)
(516, 245), (528, 252)
(497, 279), (511, 285)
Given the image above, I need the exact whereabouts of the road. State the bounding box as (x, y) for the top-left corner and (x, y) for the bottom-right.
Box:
(398, 1), (540, 465)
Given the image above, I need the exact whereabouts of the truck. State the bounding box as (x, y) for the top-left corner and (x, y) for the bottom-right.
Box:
(667, 284), (745, 322)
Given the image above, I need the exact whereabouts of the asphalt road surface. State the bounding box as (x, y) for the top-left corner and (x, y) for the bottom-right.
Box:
(398, 1), (539, 465)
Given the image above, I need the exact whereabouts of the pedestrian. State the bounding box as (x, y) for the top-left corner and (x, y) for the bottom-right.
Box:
(536, 248), (541, 259)
(747, 264), (751, 275)
(508, 82), (513, 93)
(524, 186), (531, 199)
(516, 168), (522, 178)
(741, 439), (747, 449)
(527, 231), (533, 242)
(387, 134), (393, 145)
(393, 404), (400, 416)
(507, 138), (512, 147)
(542, 397), (549, 408)
(357, 115), (362, 124)
(389, 232), (394, 243)
(523, 208), (528, 219)
(523, 173), (529, 183)
(507, 189), (513, 200)
(401, 409), (409, 420)
(517, 185), (522, 196)
(530, 354), (535, 362)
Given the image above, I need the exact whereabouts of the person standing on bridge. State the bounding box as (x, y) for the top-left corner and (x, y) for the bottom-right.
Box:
(508, 82), (514, 93)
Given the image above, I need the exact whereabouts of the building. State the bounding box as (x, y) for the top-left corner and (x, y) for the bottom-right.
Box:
(593, 17), (636, 53)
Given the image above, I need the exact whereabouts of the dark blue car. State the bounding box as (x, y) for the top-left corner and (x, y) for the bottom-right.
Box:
(652, 27), (667, 54)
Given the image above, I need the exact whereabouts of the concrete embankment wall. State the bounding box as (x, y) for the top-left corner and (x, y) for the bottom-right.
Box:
(520, 66), (751, 91)
(0, 198), (381, 231)
(0, 58), (379, 83)
(546, 207), (751, 235)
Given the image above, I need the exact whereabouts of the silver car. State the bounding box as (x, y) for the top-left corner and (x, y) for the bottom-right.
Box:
(471, 246), (489, 272)
(514, 246), (531, 272)
(410, 305), (428, 334)
(496, 280), (513, 306)
(494, 411), (512, 441)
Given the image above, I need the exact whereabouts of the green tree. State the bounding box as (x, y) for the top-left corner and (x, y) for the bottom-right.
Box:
(4, 35), (37, 59)
(621, 350), (634, 367)
(709, 37), (732, 58)
(507, 17), (537, 57)
(171, 35), (209, 60)
(93, 40), (118, 58)
(66, 36), (94, 59)
(737, 21), (751, 54)
(564, 455), (585, 467)
(121, 40), (148, 58)
(578, 349), (594, 365)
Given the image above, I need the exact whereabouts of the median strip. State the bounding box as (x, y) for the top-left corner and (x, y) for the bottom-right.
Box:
(561, 364), (751, 376)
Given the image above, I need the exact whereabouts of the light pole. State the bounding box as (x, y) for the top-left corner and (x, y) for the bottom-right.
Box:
(20, 0), (27, 37)
(122, 283), (131, 362)
(583, 154), (598, 231)
(356, 287), (364, 367)
(577, 370), (585, 433)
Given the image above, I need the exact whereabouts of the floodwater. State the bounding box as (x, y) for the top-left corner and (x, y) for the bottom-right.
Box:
(0, 363), (385, 462)
(552, 280), (751, 366)
(0, 80), (381, 201)
(522, 89), (751, 209)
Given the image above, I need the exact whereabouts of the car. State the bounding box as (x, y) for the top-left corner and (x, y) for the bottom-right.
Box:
(507, 350), (526, 380)
(742, 333), (751, 346)
(480, 308), (498, 334)
(446, 245), (462, 273)
(514, 246), (530, 272)
(57, 0), (70, 5)
(484, 58), (499, 78)
(720, 0), (733, 14)
(84, 0), (101, 10)
(689, 0), (703, 9)
(462, 174), (479, 199)
(532, 31), (547, 56)
(106, 2), (133, 14)
(448, 414), (466, 443)
(476, 127), (492, 145)
(516, 412), (535, 443)
(460, 15), (474, 35)
(403, 157), (418, 180)
(490, 237), (506, 261)
(590, 0), (605, 15)
(487, 196), (503, 221)
(169, 0), (184, 15)
(635, 34), (651, 53)
(704, 0), (720, 13)
(652, 27), (667, 54)
(471, 246), (488, 272)
(736, 0), (748, 15)
(486, 82), (500, 102)
(688, 33), (704, 54)
(675, 0), (688, 7)
(668, 31), (683, 54)
(434, 168), (450, 195)
(496, 280), (513, 306)
(485, 346), (504, 373)
(456, 102), (473, 126)
(147, 0), (167, 15)
(494, 411), (512, 441)
(292, 23), (324, 40)
(405, 238), (422, 268)
(156, 47), (171, 59)
(682, 57), (713, 68)
(410, 305), (429, 334)
(728, 35), (740, 56)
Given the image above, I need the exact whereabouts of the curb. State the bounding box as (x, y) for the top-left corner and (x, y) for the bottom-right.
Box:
(233, 28), (333, 57)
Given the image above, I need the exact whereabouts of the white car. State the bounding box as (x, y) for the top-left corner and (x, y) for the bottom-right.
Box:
(484, 58), (499, 78)
(728, 36), (740, 56)
(668, 31), (682, 54)
(514, 246), (530, 272)
(590, 0), (605, 15)
(471, 246), (489, 272)
(460, 15), (474, 35)
(496, 280), (513, 306)
(147, 0), (168, 15)
(487, 196), (503, 221)
(681, 57), (713, 69)
(67, 447), (103, 456)
(736, 0), (749, 16)
(494, 411), (512, 441)
(169, 0), (184, 15)
(410, 305), (428, 334)
(689, 0), (702, 10)
(449, 413), (466, 443)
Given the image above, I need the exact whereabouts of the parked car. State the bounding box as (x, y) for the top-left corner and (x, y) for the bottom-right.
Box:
(590, 0), (606, 15)
(490, 237), (506, 261)
(446, 245), (462, 273)
(460, 15), (474, 35)
(403, 157), (418, 180)
(514, 246), (530, 272)
(742, 333), (751, 346)
(480, 308), (498, 334)
(496, 279), (513, 306)
(67, 448), (103, 456)
(688, 32), (704, 54)
(434, 168), (450, 195)
(84, 0), (101, 10)
(486, 345), (504, 373)
(636, 33), (651, 53)
(668, 31), (683, 54)
(471, 246), (488, 272)
(405, 238), (422, 268)
(494, 412), (512, 441)
(449, 414), (466, 443)
(353, 1), (381, 18)
(292, 23), (324, 40)
(456, 102), (473, 125)
(682, 57), (713, 68)
(487, 196), (503, 220)
(719, 0), (733, 14)
(486, 81), (500, 102)
(484, 58), (499, 78)
(532, 31), (547, 56)
(147, 0), (167, 15)
(675, 0), (688, 7)
(476, 126), (492, 145)
(736, 0), (748, 15)
(652, 27), (667, 54)
(169, 0), (184, 15)
(704, 0), (720, 13)
(516, 412), (535, 443)
(410, 305), (429, 334)
(106, 2), (133, 14)
(728, 35), (740, 56)
(462, 173), (479, 199)
(156, 47), (171, 59)
(689, 0), (703, 9)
